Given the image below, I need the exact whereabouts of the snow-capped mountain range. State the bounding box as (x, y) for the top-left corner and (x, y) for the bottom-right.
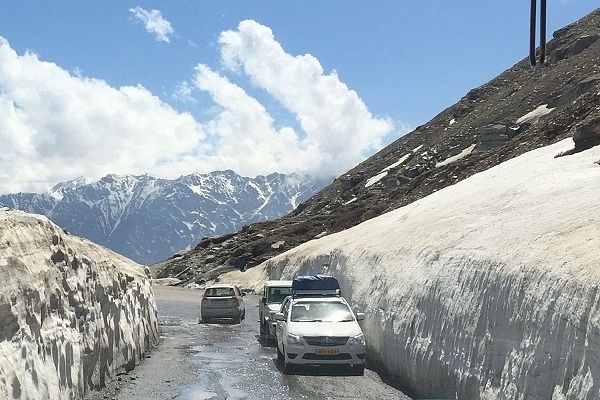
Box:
(0, 171), (329, 265)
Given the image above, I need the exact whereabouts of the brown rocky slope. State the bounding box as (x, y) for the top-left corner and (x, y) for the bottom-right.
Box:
(152, 8), (600, 287)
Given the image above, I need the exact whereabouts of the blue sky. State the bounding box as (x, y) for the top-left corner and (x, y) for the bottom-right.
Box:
(0, 1), (598, 194)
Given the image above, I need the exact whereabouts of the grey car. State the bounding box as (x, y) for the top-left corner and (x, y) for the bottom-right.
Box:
(200, 284), (246, 323)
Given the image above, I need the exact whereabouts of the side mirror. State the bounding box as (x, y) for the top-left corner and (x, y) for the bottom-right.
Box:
(355, 312), (365, 321)
(241, 292), (246, 297)
(273, 312), (285, 321)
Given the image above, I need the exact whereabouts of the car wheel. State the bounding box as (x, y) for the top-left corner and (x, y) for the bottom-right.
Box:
(235, 314), (242, 324)
(260, 320), (267, 335)
(351, 365), (365, 376)
(276, 344), (283, 361)
(283, 357), (294, 375)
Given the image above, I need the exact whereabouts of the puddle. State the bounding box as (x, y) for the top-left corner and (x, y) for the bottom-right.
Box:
(178, 384), (249, 400)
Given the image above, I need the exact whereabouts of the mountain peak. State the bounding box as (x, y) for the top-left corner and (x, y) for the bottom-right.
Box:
(50, 176), (92, 199)
(0, 171), (329, 265)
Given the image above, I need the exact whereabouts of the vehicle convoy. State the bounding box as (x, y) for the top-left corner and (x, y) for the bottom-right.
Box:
(95, 285), (410, 400)
(259, 280), (293, 337)
(274, 275), (367, 375)
(200, 283), (246, 323)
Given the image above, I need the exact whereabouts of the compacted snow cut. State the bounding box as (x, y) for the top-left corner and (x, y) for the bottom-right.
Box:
(260, 138), (600, 400)
(0, 209), (158, 399)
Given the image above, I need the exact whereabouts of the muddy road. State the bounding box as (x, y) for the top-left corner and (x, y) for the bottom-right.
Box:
(86, 285), (410, 400)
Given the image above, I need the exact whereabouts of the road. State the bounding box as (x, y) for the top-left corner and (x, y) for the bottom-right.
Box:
(86, 284), (411, 400)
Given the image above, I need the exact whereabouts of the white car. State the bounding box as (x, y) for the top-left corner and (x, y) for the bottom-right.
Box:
(274, 295), (366, 375)
(258, 280), (293, 337)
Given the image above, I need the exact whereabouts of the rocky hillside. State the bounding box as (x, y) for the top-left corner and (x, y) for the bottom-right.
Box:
(153, 8), (600, 286)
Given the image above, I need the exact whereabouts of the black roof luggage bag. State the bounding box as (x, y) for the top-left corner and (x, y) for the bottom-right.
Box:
(292, 275), (340, 295)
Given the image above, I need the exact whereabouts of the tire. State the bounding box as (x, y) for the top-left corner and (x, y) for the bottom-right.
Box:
(259, 320), (266, 335)
(276, 345), (284, 361)
(281, 346), (294, 374)
(235, 314), (242, 324)
(283, 358), (294, 375)
(352, 365), (365, 376)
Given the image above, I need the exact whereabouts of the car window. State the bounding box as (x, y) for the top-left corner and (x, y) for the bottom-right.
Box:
(205, 287), (235, 297)
(282, 298), (291, 318)
(291, 301), (354, 322)
(268, 287), (293, 303)
(291, 304), (311, 321)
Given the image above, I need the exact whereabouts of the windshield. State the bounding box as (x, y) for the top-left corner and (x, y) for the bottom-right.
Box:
(204, 287), (235, 297)
(291, 301), (354, 322)
(268, 287), (293, 303)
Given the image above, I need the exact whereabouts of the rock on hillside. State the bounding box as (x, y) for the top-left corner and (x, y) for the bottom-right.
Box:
(0, 208), (158, 400)
(153, 8), (600, 286)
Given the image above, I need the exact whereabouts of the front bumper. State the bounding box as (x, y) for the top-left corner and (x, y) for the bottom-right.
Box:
(202, 307), (239, 319)
(284, 342), (366, 366)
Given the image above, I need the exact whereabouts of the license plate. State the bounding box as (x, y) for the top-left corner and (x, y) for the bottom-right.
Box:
(211, 299), (228, 306)
(315, 348), (339, 356)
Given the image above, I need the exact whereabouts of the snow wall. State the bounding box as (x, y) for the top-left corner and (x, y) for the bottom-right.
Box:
(263, 138), (600, 400)
(0, 208), (159, 399)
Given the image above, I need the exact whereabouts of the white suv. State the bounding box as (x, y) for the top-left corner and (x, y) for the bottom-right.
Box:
(273, 276), (366, 375)
(259, 280), (293, 338)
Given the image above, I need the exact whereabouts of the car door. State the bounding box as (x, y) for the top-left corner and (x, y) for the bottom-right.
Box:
(234, 285), (245, 314)
(276, 298), (292, 351)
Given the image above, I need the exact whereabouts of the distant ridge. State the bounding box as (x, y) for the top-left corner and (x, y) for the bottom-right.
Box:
(0, 171), (330, 265)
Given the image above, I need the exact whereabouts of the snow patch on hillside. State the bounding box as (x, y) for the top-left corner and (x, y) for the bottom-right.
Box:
(436, 144), (476, 167)
(365, 172), (388, 188)
(517, 104), (554, 125)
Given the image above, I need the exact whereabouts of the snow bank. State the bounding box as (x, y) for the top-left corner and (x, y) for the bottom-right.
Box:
(0, 209), (159, 399)
(262, 138), (600, 399)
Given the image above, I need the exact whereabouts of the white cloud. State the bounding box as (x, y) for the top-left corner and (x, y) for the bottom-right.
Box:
(217, 20), (395, 175)
(0, 37), (204, 193)
(172, 81), (196, 103)
(192, 65), (305, 176)
(129, 7), (174, 43)
(0, 19), (399, 194)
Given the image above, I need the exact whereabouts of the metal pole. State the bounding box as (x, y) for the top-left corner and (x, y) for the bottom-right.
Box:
(530, 0), (547, 69)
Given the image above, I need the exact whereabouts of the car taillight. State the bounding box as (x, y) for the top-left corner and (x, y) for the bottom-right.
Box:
(231, 296), (239, 304)
(202, 296), (208, 303)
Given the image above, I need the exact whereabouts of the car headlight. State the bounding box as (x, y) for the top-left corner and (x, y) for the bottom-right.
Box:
(348, 333), (365, 346)
(286, 333), (303, 346)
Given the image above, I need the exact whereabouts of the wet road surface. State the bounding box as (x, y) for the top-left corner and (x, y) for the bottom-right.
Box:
(86, 285), (411, 400)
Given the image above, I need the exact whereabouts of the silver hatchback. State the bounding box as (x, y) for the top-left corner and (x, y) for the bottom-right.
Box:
(201, 284), (246, 323)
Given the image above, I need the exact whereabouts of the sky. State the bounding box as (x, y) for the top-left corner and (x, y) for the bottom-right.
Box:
(0, 1), (598, 195)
